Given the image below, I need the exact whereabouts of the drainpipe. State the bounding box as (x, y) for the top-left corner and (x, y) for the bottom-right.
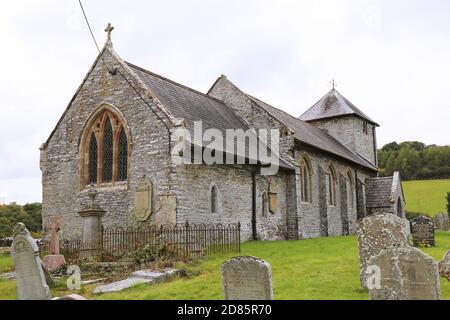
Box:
(252, 171), (257, 240)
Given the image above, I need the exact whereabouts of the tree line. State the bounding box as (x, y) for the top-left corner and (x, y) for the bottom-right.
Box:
(378, 141), (450, 180)
(0, 203), (42, 239)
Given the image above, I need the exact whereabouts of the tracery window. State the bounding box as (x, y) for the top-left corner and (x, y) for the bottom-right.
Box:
(82, 108), (130, 186)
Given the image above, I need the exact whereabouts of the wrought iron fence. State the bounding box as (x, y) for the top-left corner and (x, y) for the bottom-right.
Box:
(38, 222), (240, 263)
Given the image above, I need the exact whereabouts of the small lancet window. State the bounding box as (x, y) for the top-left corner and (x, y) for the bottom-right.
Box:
(300, 156), (312, 203)
(211, 185), (218, 213)
(262, 192), (268, 217)
(328, 164), (337, 207)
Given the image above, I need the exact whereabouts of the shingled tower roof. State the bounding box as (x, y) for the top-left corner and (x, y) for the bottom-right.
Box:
(299, 88), (379, 126)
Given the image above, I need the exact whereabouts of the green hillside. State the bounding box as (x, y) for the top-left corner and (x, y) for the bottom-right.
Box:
(402, 179), (450, 216)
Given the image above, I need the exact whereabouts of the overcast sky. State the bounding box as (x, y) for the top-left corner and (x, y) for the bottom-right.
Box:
(1, 0), (449, 204)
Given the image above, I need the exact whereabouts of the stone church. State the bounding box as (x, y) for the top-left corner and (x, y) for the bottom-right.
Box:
(40, 26), (405, 241)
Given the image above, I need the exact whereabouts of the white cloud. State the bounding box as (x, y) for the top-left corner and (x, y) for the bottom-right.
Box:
(0, 0), (449, 203)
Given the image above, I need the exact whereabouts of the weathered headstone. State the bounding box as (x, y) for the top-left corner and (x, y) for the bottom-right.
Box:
(43, 218), (66, 271)
(367, 246), (440, 300)
(438, 250), (450, 281)
(78, 185), (105, 251)
(411, 215), (435, 247)
(435, 213), (449, 231)
(357, 213), (410, 289)
(10, 223), (52, 300)
(221, 256), (273, 300)
(134, 177), (153, 222)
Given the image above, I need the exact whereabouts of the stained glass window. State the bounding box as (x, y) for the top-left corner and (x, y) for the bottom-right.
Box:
(102, 117), (113, 182)
(88, 133), (97, 184)
(118, 127), (128, 181)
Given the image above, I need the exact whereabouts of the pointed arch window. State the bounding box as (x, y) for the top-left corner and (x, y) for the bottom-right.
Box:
(82, 108), (130, 187)
(300, 155), (312, 203)
(327, 164), (337, 207)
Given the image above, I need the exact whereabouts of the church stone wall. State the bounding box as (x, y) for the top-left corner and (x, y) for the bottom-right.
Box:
(307, 116), (377, 165)
(294, 148), (372, 239)
(40, 49), (175, 238)
(173, 164), (289, 241)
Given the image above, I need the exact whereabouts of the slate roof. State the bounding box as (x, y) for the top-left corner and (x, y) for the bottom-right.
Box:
(365, 177), (394, 208)
(248, 96), (378, 171)
(126, 62), (376, 172)
(299, 88), (379, 126)
(127, 63), (248, 133)
(127, 63), (293, 170)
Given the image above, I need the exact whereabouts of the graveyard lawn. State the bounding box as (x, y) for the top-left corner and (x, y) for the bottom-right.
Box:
(0, 233), (449, 300)
(402, 179), (450, 215)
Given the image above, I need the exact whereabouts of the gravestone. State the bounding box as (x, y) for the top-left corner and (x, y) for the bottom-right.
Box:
(221, 256), (273, 300)
(43, 218), (66, 271)
(435, 213), (449, 231)
(438, 250), (450, 281)
(411, 215), (435, 247)
(78, 185), (105, 250)
(134, 177), (153, 222)
(367, 246), (440, 300)
(357, 213), (410, 289)
(10, 223), (51, 300)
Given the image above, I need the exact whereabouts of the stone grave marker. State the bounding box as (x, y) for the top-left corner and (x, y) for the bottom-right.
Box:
(10, 223), (52, 300)
(438, 250), (450, 281)
(221, 256), (273, 300)
(435, 213), (449, 231)
(43, 217), (66, 271)
(411, 215), (435, 247)
(357, 213), (410, 289)
(367, 245), (440, 300)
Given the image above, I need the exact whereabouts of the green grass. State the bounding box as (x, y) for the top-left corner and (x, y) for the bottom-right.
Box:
(1, 233), (449, 300)
(402, 179), (450, 216)
(0, 253), (13, 274)
(95, 232), (450, 300)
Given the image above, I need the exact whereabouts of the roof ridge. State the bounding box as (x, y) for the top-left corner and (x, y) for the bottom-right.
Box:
(125, 61), (225, 104)
(247, 94), (378, 171)
(299, 88), (379, 126)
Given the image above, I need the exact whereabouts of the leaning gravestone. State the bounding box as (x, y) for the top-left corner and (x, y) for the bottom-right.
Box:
(367, 245), (440, 300)
(357, 213), (410, 289)
(411, 215), (435, 247)
(221, 256), (273, 300)
(10, 223), (51, 300)
(438, 250), (450, 281)
(435, 213), (449, 231)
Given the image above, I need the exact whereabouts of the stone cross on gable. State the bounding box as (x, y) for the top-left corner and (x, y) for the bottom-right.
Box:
(48, 218), (61, 255)
(105, 23), (114, 48)
(330, 78), (337, 90)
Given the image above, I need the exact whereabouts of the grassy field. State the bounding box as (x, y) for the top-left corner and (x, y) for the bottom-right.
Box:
(402, 179), (450, 216)
(1, 232), (449, 300)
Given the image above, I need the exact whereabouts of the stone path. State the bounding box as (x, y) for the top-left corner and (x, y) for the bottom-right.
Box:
(0, 272), (15, 280)
(93, 268), (180, 294)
